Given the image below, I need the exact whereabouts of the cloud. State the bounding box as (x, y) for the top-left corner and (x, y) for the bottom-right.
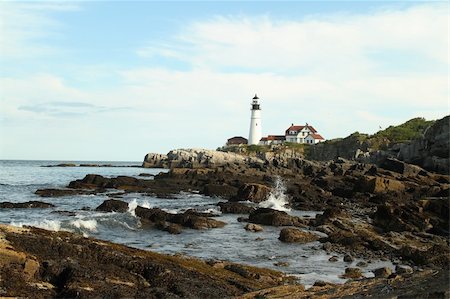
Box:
(17, 101), (131, 117)
(0, 1), (78, 59)
(139, 4), (447, 74)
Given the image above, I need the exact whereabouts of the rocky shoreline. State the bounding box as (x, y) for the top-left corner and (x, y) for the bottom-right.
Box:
(2, 116), (449, 298)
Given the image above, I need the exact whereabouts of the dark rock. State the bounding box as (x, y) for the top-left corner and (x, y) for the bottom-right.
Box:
(373, 267), (392, 278)
(0, 201), (55, 209)
(138, 173), (154, 177)
(395, 265), (413, 275)
(203, 184), (238, 199)
(233, 183), (271, 203)
(278, 228), (319, 243)
(341, 267), (364, 279)
(358, 176), (405, 193)
(0, 224), (289, 298)
(329, 256), (339, 262)
(155, 221), (183, 234)
(343, 254), (354, 263)
(35, 188), (101, 197)
(218, 202), (255, 214)
(356, 261), (368, 267)
(249, 208), (305, 227)
(379, 158), (427, 176)
(95, 199), (129, 213)
(244, 223), (263, 232)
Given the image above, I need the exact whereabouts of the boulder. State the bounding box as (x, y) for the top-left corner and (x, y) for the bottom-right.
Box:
(373, 267), (392, 278)
(379, 158), (427, 176)
(343, 254), (354, 263)
(95, 199), (129, 213)
(142, 153), (168, 168)
(218, 202), (255, 214)
(372, 203), (432, 233)
(359, 176), (405, 193)
(203, 184), (238, 199)
(341, 267), (364, 279)
(233, 183), (271, 203)
(245, 223), (263, 232)
(0, 201), (55, 209)
(395, 265), (413, 275)
(249, 208), (305, 227)
(278, 228), (319, 243)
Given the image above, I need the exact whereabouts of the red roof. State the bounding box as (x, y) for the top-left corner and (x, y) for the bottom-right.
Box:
(260, 135), (286, 141)
(227, 136), (248, 145)
(307, 133), (324, 140)
(285, 125), (317, 135)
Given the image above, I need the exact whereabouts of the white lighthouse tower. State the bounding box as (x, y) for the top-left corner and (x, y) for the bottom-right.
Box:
(248, 94), (262, 145)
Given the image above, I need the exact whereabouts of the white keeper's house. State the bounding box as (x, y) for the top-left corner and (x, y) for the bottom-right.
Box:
(260, 123), (325, 145)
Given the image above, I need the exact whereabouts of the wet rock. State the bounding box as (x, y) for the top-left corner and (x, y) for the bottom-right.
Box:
(395, 265), (413, 275)
(43, 163), (76, 167)
(233, 183), (271, 203)
(356, 261), (368, 267)
(329, 256), (339, 262)
(278, 228), (319, 243)
(35, 188), (100, 197)
(95, 199), (129, 213)
(138, 173), (154, 177)
(373, 267), (392, 278)
(249, 208), (305, 227)
(155, 222), (183, 234)
(51, 211), (77, 217)
(341, 267), (364, 279)
(244, 223), (263, 232)
(203, 184), (238, 199)
(273, 262), (289, 267)
(0, 201), (55, 209)
(218, 202), (254, 214)
(0, 224), (290, 298)
(344, 254), (354, 263)
(224, 264), (259, 279)
(313, 280), (329, 287)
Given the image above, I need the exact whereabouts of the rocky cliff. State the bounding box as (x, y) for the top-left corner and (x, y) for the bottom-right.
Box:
(307, 116), (449, 174)
(397, 115), (449, 174)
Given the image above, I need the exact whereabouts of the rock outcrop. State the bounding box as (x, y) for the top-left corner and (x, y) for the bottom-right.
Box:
(307, 116), (449, 174)
(143, 149), (264, 169)
(397, 115), (449, 174)
(0, 224), (291, 298)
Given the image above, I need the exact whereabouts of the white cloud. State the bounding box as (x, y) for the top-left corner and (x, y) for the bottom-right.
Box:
(140, 3), (448, 73)
(0, 1), (78, 59)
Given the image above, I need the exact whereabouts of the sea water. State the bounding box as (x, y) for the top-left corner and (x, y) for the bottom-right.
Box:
(0, 160), (393, 286)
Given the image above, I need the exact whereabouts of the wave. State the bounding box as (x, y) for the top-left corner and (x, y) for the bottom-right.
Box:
(259, 176), (291, 212)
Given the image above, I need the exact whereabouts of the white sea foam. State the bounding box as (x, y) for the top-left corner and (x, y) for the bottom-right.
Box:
(140, 200), (152, 209)
(127, 199), (138, 216)
(259, 176), (291, 211)
(70, 219), (97, 232)
(10, 219), (62, 231)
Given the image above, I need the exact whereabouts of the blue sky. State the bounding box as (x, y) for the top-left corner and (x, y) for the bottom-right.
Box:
(0, 1), (448, 161)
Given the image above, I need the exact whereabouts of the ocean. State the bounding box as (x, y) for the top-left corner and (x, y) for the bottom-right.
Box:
(0, 159), (392, 286)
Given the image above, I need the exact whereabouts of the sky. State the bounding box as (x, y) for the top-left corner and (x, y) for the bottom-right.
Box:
(0, 1), (448, 161)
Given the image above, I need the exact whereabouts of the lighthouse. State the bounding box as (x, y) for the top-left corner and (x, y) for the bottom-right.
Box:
(248, 94), (262, 145)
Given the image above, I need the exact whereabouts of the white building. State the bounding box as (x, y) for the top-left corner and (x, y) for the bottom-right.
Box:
(305, 133), (325, 144)
(260, 135), (286, 145)
(284, 123), (325, 144)
(248, 94), (262, 145)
